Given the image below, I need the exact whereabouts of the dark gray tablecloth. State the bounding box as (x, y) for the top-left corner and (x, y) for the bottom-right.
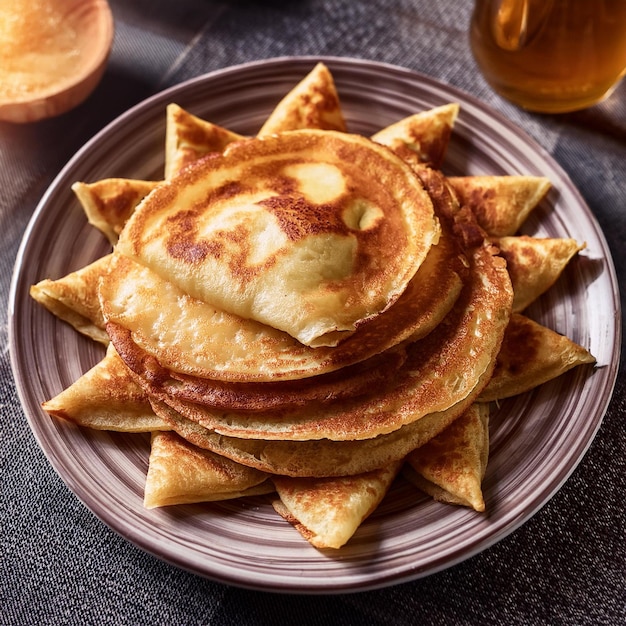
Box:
(2, 1), (625, 624)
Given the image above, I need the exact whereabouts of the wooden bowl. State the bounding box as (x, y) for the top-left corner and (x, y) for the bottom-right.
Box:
(0, 0), (114, 124)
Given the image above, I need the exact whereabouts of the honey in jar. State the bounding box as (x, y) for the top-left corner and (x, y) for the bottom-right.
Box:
(470, 0), (626, 113)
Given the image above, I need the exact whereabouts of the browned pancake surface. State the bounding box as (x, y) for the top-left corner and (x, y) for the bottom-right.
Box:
(116, 130), (440, 347)
(149, 391), (482, 477)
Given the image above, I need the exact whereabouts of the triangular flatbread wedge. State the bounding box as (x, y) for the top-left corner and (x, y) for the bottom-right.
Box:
(403, 403), (489, 512)
(479, 313), (596, 402)
(30, 254), (111, 345)
(495, 235), (585, 312)
(271, 460), (402, 549)
(144, 431), (272, 508)
(72, 178), (160, 245)
(448, 175), (551, 236)
(42, 344), (169, 432)
(257, 62), (346, 136)
(371, 103), (460, 168)
(164, 103), (246, 179)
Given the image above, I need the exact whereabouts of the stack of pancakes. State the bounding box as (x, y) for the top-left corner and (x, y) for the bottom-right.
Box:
(32, 63), (595, 549)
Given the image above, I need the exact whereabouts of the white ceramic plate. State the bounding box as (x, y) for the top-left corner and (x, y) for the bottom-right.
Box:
(9, 57), (621, 593)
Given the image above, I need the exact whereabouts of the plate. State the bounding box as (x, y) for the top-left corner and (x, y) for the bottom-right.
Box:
(8, 56), (621, 593)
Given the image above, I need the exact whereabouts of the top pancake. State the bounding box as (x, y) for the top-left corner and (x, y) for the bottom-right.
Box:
(100, 165), (465, 384)
(116, 129), (440, 347)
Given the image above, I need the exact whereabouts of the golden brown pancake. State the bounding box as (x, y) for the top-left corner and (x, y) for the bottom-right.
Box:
(115, 129), (440, 348)
(148, 386), (484, 477)
(144, 431), (272, 508)
(479, 313), (595, 402)
(164, 103), (246, 179)
(494, 235), (585, 312)
(101, 252), (410, 383)
(448, 175), (551, 236)
(72, 178), (160, 245)
(257, 62), (346, 136)
(30, 254), (111, 345)
(271, 460), (403, 549)
(114, 325), (409, 412)
(42, 343), (169, 432)
(371, 103), (460, 168)
(404, 402), (489, 512)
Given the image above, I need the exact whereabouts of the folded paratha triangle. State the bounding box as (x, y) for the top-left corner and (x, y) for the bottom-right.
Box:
(42, 343), (169, 432)
(164, 103), (246, 179)
(145, 431), (272, 508)
(371, 103), (460, 169)
(404, 403), (489, 512)
(72, 178), (160, 245)
(271, 460), (403, 549)
(479, 313), (595, 402)
(448, 175), (551, 237)
(30, 254), (111, 345)
(494, 235), (585, 312)
(258, 62), (347, 136)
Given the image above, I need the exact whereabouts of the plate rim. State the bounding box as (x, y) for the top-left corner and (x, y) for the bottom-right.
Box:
(8, 55), (622, 593)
